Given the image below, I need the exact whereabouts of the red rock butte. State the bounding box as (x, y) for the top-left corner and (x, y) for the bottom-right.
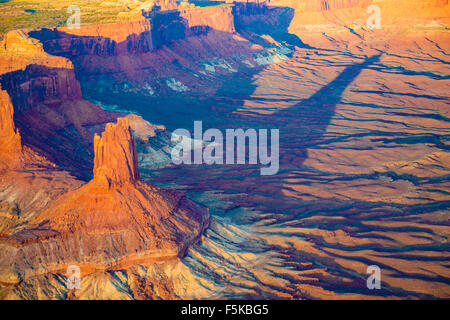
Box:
(93, 118), (140, 187)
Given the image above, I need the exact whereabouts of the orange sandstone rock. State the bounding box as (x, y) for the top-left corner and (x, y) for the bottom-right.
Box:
(0, 30), (73, 74)
(0, 89), (21, 165)
(93, 117), (140, 187)
(0, 118), (209, 283)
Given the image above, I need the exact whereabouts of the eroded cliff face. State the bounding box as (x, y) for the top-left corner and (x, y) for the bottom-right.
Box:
(40, 18), (170, 57)
(0, 117), (208, 285)
(0, 65), (82, 114)
(179, 4), (236, 33)
(0, 88), (83, 227)
(0, 67), (117, 176)
(0, 30), (73, 75)
(0, 7), (235, 235)
(0, 27), (170, 238)
(16, 5), (255, 103)
(0, 90), (21, 163)
(31, 4), (236, 59)
(270, 0), (450, 38)
(1, 0), (447, 300)
(302, 0), (367, 11)
(0, 30), (120, 177)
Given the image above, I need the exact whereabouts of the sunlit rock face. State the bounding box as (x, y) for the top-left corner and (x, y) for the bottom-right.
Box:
(270, 0), (449, 41)
(0, 117), (209, 286)
(179, 4), (236, 33)
(93, 118), (140, 187)
(0, 30), (73, 74)
(303, 0), (364, 11)
(0, 0), (449, 300)
(0, 88), (84, 225)
(0, 65), (82, 114)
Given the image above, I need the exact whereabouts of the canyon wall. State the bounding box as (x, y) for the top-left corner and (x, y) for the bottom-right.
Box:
(0, 118), (209, 284)
(34, 4), (236, 59)
(0, 30), (73, 76)
(303, 0), (367, 11)
(269, 0), (450, 34)
(35, 18), (172, 57)
(0, 57), (120, 178)
(0, 65), (82, 114)
(0, 4), (263, 177)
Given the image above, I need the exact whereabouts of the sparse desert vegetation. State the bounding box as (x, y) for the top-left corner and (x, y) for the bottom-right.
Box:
(0, 0), (150, 34)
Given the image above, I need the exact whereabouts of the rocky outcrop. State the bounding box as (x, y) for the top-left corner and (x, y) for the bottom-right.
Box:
(149, 11), (187, 49)
(0, 89), (21, 158)
(235, 1), (270, 15)
(0, 63), (119, 177)
(271, 0), (450, 28)
(303, 0), (366, 11)
(29, 4), (237, 60)
(0, 30), (73, 74)
(33, 12), (193, 58)
(93, 117), (140, 187)
(0, 118), (209, 284)
(263, 0), (450, 48)
(0, 65), (82, 114)
(30, 14), (186, 57)
(0, 31), (94, 173)
(180, 4), (236, 33)
(38, 20), (153, 56)
(26, 16), (268, 100)
(0, 88), (84, 228)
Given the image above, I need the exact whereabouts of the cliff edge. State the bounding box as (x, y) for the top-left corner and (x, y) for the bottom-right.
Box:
(0, 89), (22, 165)
(93, 118), (140, 187)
